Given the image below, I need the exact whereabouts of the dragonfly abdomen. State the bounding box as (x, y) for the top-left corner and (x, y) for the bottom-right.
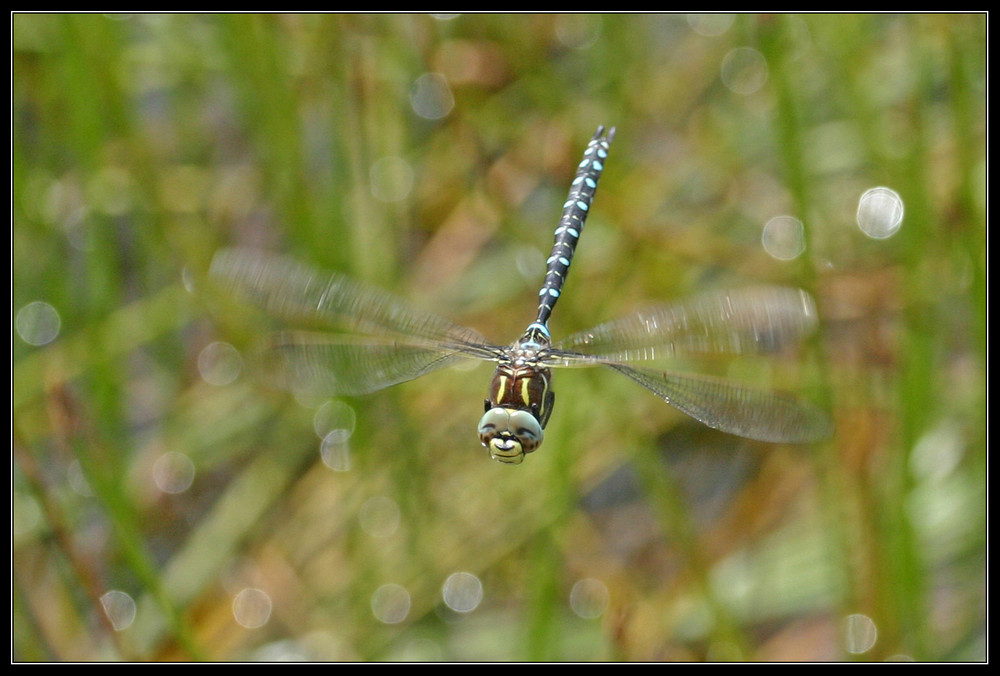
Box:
(535, 126), (615, 327)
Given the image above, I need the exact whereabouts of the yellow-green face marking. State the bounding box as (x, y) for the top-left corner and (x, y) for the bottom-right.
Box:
(478, 407), (544, 464)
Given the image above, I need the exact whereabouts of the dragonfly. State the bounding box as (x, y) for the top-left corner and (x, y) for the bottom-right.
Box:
(210, 126), (831, 464)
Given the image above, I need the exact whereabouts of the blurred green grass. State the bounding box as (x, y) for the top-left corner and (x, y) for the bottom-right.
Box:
(12, 13), (985, 662)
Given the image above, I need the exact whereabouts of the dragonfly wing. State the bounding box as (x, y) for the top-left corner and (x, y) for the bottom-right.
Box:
(210, 249), (500, 397)
(210, 248), (491, 348)
(606, 363), (832, 444)
(260, 331), (489, 398)
(553, 287), (818, 362)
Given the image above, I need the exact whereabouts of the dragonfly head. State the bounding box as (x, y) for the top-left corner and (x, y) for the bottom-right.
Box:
(477, 407), (544, 464)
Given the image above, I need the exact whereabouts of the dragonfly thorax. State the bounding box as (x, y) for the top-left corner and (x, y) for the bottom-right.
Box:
(478, 331), (556, 463)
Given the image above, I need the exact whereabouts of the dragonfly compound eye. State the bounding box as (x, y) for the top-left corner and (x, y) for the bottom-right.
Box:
(478, 408), (544, 464)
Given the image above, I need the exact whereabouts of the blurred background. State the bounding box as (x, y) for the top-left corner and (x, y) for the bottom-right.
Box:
(12, 13), (985, 662)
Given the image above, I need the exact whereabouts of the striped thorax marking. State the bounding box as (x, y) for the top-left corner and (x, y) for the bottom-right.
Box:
(488, 344), (553, 418)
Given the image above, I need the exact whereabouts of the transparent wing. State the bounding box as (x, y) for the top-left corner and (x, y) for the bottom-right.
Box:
(551, 287), (819, 364)
(210, 248), (493, 348)
(606, 363), (832, 444)
(209, 249), (500, 397)
(260, 332), (487, 397)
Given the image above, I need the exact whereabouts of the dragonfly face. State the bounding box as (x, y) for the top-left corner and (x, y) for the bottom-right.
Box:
(478, 407), (544, 464)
